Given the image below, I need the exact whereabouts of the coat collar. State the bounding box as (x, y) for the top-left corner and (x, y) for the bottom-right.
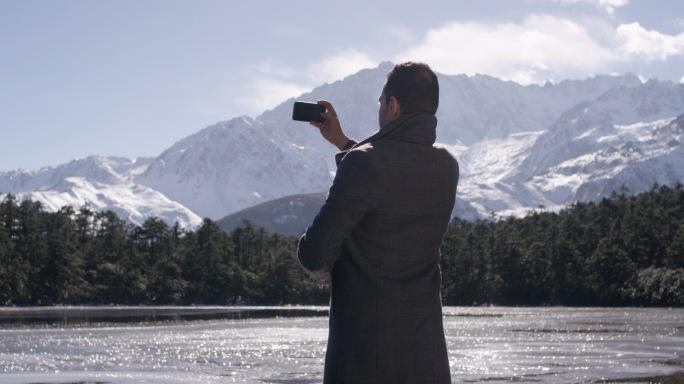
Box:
(358, 112), (437, 147)
(334, 113), (438, 165)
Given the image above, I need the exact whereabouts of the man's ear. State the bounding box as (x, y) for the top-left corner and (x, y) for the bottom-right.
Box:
(388, 96), (402, 119)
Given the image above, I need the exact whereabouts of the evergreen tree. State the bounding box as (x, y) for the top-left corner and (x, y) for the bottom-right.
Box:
(0, 214), (12, 305)
(134, 217), (186, 303)
(89, 210), (129, 303)
(492, 221), (526, 305)
(666, 219), (684, 269)
(41, 206), (86, 304)
(183, 218), (235, 304)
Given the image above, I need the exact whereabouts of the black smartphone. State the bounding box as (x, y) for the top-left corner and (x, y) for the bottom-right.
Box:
(292, 101), (326, 123)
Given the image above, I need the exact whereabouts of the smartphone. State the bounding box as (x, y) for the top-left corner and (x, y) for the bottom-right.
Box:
(292, 101), (326, 123)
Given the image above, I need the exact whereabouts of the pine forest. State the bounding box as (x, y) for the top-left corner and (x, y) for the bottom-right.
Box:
(1, 184), (683, 307)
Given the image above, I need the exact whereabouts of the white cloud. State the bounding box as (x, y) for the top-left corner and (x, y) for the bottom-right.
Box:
(234, 76), (312, 116)
(394, 13), (684, 85)
(253, 61), (299, 80)
(395, 15), (617, 84)
(384, 25), (418, 46)
(616, 22), (684, 61)
(552, 0), (629, 14)
(307, 49), (377, 85)
(233, 12), (684, 115)
(235, 50), (377, 115)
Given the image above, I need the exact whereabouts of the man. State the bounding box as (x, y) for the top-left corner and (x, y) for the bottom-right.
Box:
(298, 62), (458, 384)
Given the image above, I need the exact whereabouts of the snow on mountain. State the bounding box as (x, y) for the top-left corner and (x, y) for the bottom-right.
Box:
(565, 115), (684, 202)
(519, 78), (684, 179)
(505, 80), (684, 209)
(0, 156), (202, 228)
(134, 63), (394, 218)
(255, 63), (392, 173)
(453, 98), (684, 219)
(134, 116), (332, 219)
(2, 63), (684, 232)
(435, 73), (644, 146)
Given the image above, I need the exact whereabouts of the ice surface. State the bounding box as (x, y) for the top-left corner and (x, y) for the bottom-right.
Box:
(0, 307), (682, 383)
(441, 307), (683, 383)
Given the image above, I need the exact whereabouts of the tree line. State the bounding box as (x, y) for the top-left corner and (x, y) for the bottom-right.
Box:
(0, 195), (326, 306)
(441, 184), (684, 307)
(1, 184), (683, 307)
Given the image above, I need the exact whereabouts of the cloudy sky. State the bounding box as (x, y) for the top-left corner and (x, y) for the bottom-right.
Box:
(1, 0), (683, 171)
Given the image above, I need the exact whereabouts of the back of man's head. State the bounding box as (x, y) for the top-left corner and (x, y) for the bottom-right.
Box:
(382, 62), (439, 115)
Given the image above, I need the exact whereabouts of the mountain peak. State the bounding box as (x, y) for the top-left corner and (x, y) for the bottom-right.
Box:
(3, 67), (684, 232)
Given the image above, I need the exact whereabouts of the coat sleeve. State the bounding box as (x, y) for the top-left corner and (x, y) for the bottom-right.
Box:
(334, 139), (358, 166)
(297, 148), (379, 285)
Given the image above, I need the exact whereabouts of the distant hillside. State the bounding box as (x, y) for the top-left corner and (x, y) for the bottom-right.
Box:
(217, 193), (326, 236)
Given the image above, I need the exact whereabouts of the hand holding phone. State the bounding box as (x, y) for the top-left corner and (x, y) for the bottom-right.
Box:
(292, 101), (326, 124)
(296, 100), (350, 150)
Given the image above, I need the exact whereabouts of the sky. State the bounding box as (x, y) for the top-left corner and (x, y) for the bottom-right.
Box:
(1, 0), (684, 172)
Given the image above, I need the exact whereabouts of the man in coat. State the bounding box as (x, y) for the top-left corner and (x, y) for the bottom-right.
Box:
(298, 61), (459, 384)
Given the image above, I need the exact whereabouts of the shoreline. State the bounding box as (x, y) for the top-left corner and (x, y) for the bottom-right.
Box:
(5, 370), (684, 384)
(598, 370), (684, 383)
(0, 305), (329, 325)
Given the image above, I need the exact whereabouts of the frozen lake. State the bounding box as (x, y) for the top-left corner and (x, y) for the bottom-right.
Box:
(0, 306), (682, 383)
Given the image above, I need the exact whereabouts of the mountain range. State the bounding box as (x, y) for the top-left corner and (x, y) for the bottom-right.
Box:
(2, 62), (683, 234)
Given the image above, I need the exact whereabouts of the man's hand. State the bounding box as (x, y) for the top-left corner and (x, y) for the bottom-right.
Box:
(310, 100), (350, 151)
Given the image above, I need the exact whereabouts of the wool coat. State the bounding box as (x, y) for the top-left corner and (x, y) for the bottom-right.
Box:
(298, 112), (459, 384)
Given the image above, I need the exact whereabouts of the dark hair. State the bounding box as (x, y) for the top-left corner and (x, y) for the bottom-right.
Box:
(382, 62), (439, 115)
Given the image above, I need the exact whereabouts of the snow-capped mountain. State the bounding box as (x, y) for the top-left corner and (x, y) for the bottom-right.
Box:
(134, 116), (332, 219)
(0, 156), (202, 228)
(2, 62), (683, 232)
